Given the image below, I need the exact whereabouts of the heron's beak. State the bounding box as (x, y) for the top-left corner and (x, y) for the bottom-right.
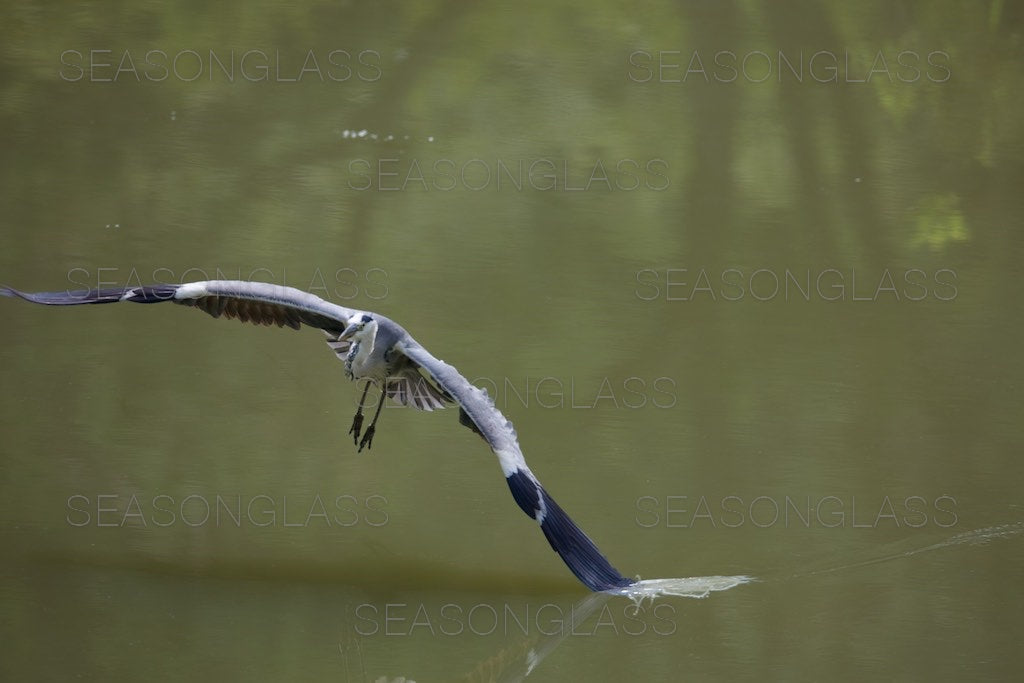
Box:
(339, 323), (359, 341)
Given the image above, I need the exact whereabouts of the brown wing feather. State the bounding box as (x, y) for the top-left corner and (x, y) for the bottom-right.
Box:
(385, 368), (453, 410)
(178, 295), (316, 330)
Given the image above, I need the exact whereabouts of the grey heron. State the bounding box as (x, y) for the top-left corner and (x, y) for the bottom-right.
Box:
(2, 280), (634, 592)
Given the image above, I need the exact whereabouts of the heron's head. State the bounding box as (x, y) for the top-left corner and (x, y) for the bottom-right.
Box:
(339, 313), (377, 342)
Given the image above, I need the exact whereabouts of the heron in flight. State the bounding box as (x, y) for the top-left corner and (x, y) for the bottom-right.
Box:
(2, 280), (633, 592)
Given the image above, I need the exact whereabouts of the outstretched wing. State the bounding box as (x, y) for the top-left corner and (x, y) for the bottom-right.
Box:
(1, 280), (358, 334)
(397, 338), (634, 592)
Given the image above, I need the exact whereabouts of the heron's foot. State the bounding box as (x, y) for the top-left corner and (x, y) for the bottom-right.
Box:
(358, 425), (375, 453)
(348, 411), (364, 445)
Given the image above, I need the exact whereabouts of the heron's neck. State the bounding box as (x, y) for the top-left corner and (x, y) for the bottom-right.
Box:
(351, 329), (376, 367)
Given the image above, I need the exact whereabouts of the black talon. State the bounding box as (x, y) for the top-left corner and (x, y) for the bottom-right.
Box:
(357, 385), (387, 453)
(348, 411), (363, 444)
(358, 425), (375, 452)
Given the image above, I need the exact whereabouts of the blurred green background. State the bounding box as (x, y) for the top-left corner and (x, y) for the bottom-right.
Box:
(1, 1), (1022, 680)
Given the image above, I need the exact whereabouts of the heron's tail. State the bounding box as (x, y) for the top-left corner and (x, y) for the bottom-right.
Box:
(0, 285), (179, 305)
(505, 470), (633, 592)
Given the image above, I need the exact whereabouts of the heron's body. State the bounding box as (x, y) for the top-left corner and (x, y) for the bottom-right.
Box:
(329, 315), (450, 413)
(1, 279), (633, 592)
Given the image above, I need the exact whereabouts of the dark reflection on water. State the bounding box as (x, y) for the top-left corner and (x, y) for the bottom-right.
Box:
(10, 521), (1019, 680)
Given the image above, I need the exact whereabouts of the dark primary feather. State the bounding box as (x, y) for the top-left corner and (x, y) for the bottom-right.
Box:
(0, 284), (177, 305)
(536, 488), (633, 590)
(506, 469), (633, 591)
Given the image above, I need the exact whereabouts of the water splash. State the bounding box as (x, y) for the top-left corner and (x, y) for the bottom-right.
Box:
(607, 575), (755, 603)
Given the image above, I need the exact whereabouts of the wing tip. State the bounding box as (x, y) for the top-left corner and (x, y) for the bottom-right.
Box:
(538, 489), (634, 591)
(506, 469), (633, 592)
(0, 284), (180, 305)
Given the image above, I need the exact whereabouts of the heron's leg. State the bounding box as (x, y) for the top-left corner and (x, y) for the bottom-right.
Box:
(348, 382), (371, 444)
(358, 386), (386, 452)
